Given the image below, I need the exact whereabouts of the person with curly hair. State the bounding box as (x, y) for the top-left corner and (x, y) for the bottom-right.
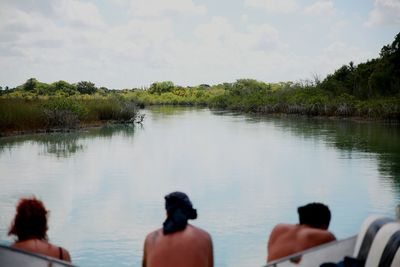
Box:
(8, 197), (71, 262)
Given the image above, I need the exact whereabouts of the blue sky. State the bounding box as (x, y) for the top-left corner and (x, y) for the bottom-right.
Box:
(0, 0), (399, 88)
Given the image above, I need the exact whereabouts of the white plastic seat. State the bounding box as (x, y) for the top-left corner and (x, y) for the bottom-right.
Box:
(365, 222), (400, 267)
(391, 249), (400, 267)
(353, 215), (395, 261)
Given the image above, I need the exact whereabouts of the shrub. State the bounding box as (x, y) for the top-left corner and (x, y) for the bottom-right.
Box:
(42, 99), (87, 128)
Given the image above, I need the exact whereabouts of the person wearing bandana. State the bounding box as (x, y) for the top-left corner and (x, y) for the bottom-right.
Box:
(142, 192), (213, 267)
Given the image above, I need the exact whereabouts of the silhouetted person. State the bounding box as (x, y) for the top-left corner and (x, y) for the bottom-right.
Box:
(8, 197), (71, 262)
(267, 202), (336, 263)
(143, 192), (213, 267)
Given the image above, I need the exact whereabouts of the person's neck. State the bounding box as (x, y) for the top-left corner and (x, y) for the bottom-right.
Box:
(18, 237), (45, 243)
(299, 224), (319, 229)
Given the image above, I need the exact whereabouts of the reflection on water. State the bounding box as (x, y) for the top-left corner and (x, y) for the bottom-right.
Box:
(0, 108), (399, 267)
(0, 124), (136, 158)
(247, 115), (400, 188)
(214, 110), (400, 188)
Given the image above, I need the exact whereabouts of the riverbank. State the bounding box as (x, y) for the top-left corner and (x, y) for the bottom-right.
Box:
(0, 120), (142, 138)
(1, 102), (398, 138)
(0, 98), (141, 136)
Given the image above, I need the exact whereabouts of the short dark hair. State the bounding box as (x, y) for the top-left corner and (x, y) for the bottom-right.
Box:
(8, 197), (48, 241)
(298, 202), (331, 229)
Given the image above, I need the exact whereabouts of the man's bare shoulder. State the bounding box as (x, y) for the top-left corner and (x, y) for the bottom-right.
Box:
(271, 223), (296, 234)
(268, 224), (296, 245)
(145, 229), (162, 243)
(301, 228), (336, 243)
(187, 225), (212, 240)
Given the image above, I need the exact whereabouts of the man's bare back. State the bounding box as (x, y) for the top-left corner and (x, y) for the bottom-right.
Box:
(143, 192), (213, 267)
(267, 203), (336, 263)
(267, 223), (336, 262)
(143, 224), (213, 267)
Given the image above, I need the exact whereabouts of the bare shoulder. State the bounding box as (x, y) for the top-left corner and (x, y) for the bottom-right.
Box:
(304, 228), (336, 243)
(271, 224), (293, 235)
(268, 224), (294, 245)
(320, 230), (336, 242)
(147, 228), (162, 239)
(188, 225), (212, 240)
(60, 247), (72, 262)
(48, 242), (71, 262)
(274, 223), (293, 230)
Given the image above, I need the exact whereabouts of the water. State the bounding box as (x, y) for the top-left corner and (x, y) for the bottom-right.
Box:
(0, 107), (399, 267)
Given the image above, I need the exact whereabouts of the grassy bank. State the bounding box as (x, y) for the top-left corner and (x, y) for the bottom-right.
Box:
(208, 82), (400, 120)
(0, 97), (139, 134)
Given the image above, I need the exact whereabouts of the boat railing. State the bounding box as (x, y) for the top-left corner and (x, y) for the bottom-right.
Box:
(0, 243), (78, 267)
(264, 235), (357, 267)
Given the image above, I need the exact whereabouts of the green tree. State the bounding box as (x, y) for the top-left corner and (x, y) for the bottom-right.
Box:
(320, 32), (400, 99)
(148, 81), (175, 94)
(51, 80), (77, 95)
(380, 32), (400, 58)
(371, 32), (400, 97)
(35, 83), (52, 95)
(76, 81), (97, 95)
(23, 78), (39, 91)
(229, 79), (270, 96)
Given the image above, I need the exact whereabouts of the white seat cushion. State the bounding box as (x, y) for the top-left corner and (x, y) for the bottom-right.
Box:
(353, 215), (394, 260)
(365, 222), (400, 267)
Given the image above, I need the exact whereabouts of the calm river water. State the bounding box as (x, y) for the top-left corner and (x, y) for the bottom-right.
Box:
(0, 107), (399, 267)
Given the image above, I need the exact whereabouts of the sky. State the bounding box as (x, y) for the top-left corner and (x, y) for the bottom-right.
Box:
(0, 0), (399, 89)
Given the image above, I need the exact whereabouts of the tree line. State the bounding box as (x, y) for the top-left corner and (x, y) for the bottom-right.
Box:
(1, 32), (399, 123)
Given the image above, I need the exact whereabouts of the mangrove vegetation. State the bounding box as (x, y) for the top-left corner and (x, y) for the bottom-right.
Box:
(1, 32), (399, 134)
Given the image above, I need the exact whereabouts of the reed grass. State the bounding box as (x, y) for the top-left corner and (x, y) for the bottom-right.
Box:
(0, 97), (139, 134)
(0, 99), (45, 132)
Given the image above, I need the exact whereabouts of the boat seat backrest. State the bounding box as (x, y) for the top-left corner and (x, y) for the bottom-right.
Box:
(353, 215), (395, 261)
(364, 222), (400, 267)
(390, 248), (400, 267)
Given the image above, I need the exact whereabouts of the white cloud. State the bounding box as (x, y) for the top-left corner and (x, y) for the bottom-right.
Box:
(366, 0), (400, 26)
(0, 6), (65, 59)
(102, 19), (176, 65)
(0, 0), (397, 88)
(247, 24), (281, 51)
(244, 0), (299, 13)
(160, 17), (290, 83)
(0, 1), (180, 87)
(319, 42), (372, 71)
(304, 0), (336, 16)
(130, 0), (207, 17)
(195, 17), (281, 48)
(193, 16), (283, 58)
(53, 0), (104, 27)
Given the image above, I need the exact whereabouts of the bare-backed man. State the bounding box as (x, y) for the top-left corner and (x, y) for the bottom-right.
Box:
(143, 192), (213, 267)
(267, 202), (336, 263)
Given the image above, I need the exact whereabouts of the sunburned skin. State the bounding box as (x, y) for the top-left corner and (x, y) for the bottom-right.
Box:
(143, 224), (213, 267)
(267, 223), (336, 263)
(12, 238), (71, 262)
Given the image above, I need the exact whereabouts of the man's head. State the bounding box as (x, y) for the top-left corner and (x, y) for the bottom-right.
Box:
(298, 202), (331, 230)
(165, 191), (197, 219)
(163, 192), (197, 234)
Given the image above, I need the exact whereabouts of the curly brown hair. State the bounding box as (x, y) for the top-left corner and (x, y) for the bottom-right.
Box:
(8, 197), (49, 241)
